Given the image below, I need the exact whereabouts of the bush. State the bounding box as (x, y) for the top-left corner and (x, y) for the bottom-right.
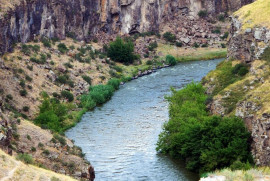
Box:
(260, 46), (270, 61)
(193, 42), (200, 48)
(53, 134), (67, 146)
(56, 75), (69, 84)
(58, 43), (68, 54)
(107, 37), (138, 64)
(232, 63), (249, 76)
(212, 27), (221, 34)
(165, 55), (177, 66)
(16, 153), (34, 164)
(42, 38), (51, 48)
(82, 75), (92, 85)
(20, 89), (27, 96)
(107, 78), (121, 90)
(113, 66), (123, 73)
(89, 85), (114, 105)
(23, 106), (29, 112)
(221, 32), (229, 40)
(148, 42), (158, 51)
(221, 43), (226, 48)
(175, 41), (183, 47)
(218, 14), (225, 22)
(230, 160), (252, 171)
(198, 10), (208, 18)
(80, 95), (96, 110)
(156, 83), (253, 173)
(163, 32), (176, 43)
(61, 91), (74, 102)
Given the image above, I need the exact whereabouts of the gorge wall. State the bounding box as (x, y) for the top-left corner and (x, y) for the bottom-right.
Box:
(0, 0), (253, 55)
(207, 0), (270, 166)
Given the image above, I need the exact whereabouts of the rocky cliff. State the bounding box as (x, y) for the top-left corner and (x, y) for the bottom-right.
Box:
(0, 0), (253, 55)
(205, 0), (270, 167)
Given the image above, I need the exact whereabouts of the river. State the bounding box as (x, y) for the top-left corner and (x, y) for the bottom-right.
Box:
(66, 59), (223, 181)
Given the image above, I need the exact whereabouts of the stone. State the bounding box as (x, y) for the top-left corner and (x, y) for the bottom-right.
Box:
(245, 28), (252, 33)
(180, 37), (190, 44)
(254, 29), (263, 40)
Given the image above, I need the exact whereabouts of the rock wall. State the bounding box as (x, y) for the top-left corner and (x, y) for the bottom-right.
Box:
(0, 0), (253, 55)
(228, 17), (270, 63)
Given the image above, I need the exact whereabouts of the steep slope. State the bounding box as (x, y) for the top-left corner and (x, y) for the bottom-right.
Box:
(0, 149), (77, 181)
(204, 0), (270, 166)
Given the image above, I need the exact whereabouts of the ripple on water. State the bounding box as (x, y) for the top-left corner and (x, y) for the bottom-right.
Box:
(66, 59), (223, 181)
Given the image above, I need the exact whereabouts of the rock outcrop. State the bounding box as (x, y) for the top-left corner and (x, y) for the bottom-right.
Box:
(0, 0), (253, 55)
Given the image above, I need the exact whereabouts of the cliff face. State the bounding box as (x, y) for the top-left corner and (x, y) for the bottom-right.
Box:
(0, 0), (253, 54)
(206, 0), (270, 167)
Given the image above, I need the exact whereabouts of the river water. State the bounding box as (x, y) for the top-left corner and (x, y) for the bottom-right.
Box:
(66, 59), (223, 181)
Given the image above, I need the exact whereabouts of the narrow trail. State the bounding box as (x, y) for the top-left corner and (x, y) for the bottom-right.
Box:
(1, 161), (21, 181)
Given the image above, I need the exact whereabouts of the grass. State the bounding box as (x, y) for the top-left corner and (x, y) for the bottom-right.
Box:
(234, 0), (270, 29)
(176, 49), (227, 62)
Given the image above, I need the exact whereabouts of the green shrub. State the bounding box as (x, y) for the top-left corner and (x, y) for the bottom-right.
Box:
(230, 160), (252, 171)
(198, 10), (208, 18)
(53, 134), (67, 146)
(89, 85), (114, 105)
(260, 47), (270, 61)
(193, 42), (200, 48)
(112, 66), (123, 73)
(25, 75), (32, 82)
(16, 153), (34, 164)
(107, 37), (138, 64)
(163, 32), (176, 43)
(61, 91), (74, 102)
(232, 63), (249, 76)
(19, 89), (27, 96)
(156, 82), (252, 173)
(6, 94), (13, 100)
(165, 55), (177, 66)
(42, 38), (51, 48)
(31, 147), (36, 152)
(221, 32), (229, 40)
(21, 44), (31, 55)
(175, 41), (183, 47)
(148, 42), (158, 51)
(42, 149), (50, 156)
(23, 106), (29, 112)
(221, 43), (226, 48)
(80, 95), (96, 110)
(218, 14), (225, 22)
(107, 78), (121, 90)
(212, 27), (221, 34)
(58, 43), (68, 54)
(82, 75), (92, 85)
(56, 75), (69, 84)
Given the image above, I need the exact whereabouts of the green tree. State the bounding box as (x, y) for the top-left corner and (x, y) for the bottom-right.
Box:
(107, 37), (138, 64)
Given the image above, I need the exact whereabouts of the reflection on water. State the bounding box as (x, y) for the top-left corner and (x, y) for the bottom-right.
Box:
(66, 59), (223, 181)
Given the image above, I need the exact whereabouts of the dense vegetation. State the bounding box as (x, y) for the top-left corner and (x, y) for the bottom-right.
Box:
(156, 82), (253, 174)
(107, 37), (139, 64)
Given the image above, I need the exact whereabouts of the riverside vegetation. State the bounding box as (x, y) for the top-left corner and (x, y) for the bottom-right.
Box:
(156, 82), (253, 175)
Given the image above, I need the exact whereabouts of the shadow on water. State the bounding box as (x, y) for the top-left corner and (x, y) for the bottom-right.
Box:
(66, 59), (223, 181)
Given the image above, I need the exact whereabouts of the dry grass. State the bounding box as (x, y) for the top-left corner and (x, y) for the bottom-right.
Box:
(0, 149), (77, 181)
(234, 0), (270, 29)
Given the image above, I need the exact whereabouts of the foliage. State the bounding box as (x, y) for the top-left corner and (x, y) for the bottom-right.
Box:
(16, 153), (34, 164)
(156, 82), (252, 173)
(198, 10), (208, 18)
(260, 47), (270, 61)
(212, 27), (221, 34)
(230, 160), (252, 171)
(148, 42), (158, 51)
(58, 43), (68, 54)
(107, 37), (138, 64)
(34, 97), (68, 132)
(89, 85), (114, 105)
(166, 55), (177, 66)
(42, 38), (51, 48)
(61, 91), (74, 102)
(82, 75), (92, 85)
(232, 63), (249, 76)
(19, 89), (27, 96)
(163, 32), (176, 43)
(175, 42), (183, 47)
(107, 78), (121, 90)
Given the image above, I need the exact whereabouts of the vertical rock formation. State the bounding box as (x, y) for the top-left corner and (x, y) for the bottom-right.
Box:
(0, 0), (253, 54)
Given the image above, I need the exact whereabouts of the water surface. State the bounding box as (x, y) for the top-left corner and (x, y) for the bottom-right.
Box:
(66, 59), (222, 181)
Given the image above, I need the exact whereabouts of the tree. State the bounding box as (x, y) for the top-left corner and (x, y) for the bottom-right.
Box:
(107, 37), (138, 64)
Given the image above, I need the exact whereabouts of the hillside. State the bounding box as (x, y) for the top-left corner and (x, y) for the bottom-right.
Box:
(200, 0), (270, 179)
(0, 149), (77, 181)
